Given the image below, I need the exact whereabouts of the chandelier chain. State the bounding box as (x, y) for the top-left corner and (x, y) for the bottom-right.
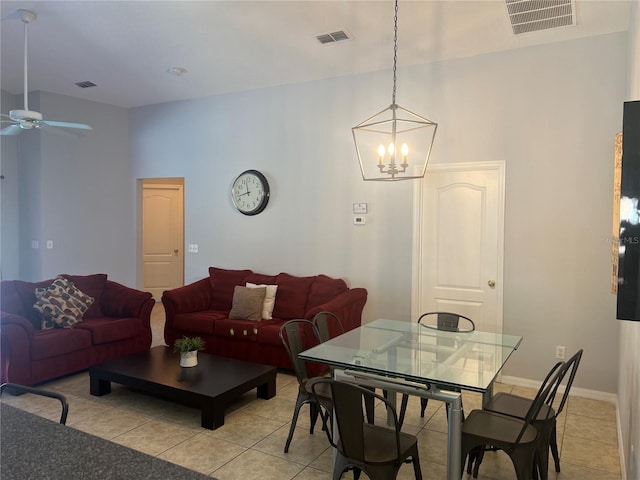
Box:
(392, 0), (398, 106)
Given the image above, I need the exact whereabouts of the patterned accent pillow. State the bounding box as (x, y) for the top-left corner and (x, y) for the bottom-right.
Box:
(33, 276), (94, 329)
(34, 287), (54, 330)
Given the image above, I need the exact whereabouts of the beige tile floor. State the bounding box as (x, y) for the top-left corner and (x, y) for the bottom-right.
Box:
(1, 304), (622, 479)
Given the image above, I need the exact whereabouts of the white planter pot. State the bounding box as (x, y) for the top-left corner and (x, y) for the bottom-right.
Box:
(180, 350), (198, 367)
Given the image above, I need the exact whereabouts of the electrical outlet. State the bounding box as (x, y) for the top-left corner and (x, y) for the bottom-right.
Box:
(555, 345), (565, 360)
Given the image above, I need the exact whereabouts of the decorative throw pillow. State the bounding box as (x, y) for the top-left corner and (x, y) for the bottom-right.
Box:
(246, 282), (278, 320)
(34, 288), (55, 330)
(33, 276), (94, 329)
(228, 286), (266, 321)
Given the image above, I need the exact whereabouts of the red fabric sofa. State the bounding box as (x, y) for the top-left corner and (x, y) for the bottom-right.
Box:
(162, 267), (367, 371)
(0, 274), (155, 386)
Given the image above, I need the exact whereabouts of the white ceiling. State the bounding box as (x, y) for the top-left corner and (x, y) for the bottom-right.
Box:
(0, 1), (632, 109)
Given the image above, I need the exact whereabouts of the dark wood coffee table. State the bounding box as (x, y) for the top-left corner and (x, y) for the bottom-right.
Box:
(89, 346), (276, 429)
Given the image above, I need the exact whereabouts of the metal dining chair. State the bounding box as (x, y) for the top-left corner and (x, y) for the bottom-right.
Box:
(470, 349), (583, 479)
(312, 311), (375, 424)
(311, 378), (423, 480)
(0, 382), (69, 424)
(279, 319), (332, 453)
(461, 357), (567, 480)
(398, 312), (476, 426)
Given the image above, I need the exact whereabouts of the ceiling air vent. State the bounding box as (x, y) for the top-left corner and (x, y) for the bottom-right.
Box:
(75, 81), (97, 88)
(505, 0), (575, 35)
(316, 30), (351, 45)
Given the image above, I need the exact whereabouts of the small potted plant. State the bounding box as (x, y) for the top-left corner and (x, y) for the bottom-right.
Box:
(173, 336), (205, 367)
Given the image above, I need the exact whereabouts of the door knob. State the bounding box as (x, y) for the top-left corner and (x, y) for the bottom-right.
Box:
(488, 280), (496, 288)
(174, 249), (179, 254)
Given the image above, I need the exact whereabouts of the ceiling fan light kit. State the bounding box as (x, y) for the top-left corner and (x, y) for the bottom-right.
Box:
(352, 0), (437, 181)
(0, 9), (93, 136)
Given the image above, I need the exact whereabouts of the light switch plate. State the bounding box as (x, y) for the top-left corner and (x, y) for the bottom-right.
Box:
(188, 244), (199, 253)
(353, 216), (366, 225)
(353, 203), (368, 214)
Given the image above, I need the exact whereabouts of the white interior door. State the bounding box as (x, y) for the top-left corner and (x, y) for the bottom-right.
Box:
(413, 162), (505, 334)
(143, 184), (184, 300)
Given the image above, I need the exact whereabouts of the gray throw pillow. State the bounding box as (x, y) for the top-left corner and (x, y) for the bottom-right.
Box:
(228, 286), (266, 321)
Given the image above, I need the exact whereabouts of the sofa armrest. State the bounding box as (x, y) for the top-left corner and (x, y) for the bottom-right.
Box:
(1, 312), (35, 384)
(100, 281), (154, 319)
(1, 311), (36, 334)
(305, 287), (367, 332)
(162, 278), (211, 315)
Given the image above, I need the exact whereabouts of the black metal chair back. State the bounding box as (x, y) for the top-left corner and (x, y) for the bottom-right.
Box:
(0, 383), (69, 424)
(418, 311), (476, 332)
(310, 378), (423, 480)
(312, 311), (344, 343)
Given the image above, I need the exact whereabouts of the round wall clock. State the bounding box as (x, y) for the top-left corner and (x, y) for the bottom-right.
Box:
(231, 170), (270, 216)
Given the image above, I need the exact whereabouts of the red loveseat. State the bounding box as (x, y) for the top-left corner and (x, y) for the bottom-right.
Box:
(162, 267), (367, 371)
(0, 274), (155, 386)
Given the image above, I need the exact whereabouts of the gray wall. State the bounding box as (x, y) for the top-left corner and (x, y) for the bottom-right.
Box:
(3, 31), (629, 398)
(0, 90), (19, 280)
(130, 32), (627, 394)
(4, 91), (133, 284)
(619, 2), (640, 478)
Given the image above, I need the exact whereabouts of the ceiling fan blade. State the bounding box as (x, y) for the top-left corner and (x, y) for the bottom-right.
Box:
(1, 124), (23, 136)
(42, 120), (93, 130)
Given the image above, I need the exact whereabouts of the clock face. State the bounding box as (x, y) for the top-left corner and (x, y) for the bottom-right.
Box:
(231, 170), (270, 215)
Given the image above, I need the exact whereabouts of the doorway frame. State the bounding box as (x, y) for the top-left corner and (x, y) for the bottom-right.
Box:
(411, 161), (506, 327)
(136, 177), (185, 293)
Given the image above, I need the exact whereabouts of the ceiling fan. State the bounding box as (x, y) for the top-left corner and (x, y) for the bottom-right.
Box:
(1, 9), (92, 136)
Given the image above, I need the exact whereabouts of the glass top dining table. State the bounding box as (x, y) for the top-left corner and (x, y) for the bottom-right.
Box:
(299, 318), (523, 480)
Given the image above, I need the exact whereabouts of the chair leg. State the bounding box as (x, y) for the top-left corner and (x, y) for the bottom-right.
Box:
(364, 387), (375, 424)
(420, 398), (428, 417)
(550, 423), (561, 472)
(509, 445), (537, 480)
(398, 394), (409, 428)
(284, 391), (306, 453)
(309, 401), (319, 434)
(411, 449), (423, 480)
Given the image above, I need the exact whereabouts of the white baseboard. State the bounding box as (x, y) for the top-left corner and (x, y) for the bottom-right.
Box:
(500, 375), (617, 403)
(501, 375), (626, 480)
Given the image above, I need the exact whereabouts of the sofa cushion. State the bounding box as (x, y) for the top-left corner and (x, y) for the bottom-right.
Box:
(246, 282), (278, 320)
(257, 320), (319, 350)
(76, 317), (140, 345)
(307, 275), (348, 310)
(13, 279), (54, 329)
(33, 276), (94, 329)
(272, 273), (315, 320)
(229, 286), (266, 321)
(173, 310), (227, 335)
(208, 267), (252, 311)
(31, 328), (92, 361)
(61, 274), (107, 319)
(214, 317), (280, 342)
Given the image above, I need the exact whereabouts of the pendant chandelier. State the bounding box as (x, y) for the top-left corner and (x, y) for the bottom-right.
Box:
(352, 0), (437, 181)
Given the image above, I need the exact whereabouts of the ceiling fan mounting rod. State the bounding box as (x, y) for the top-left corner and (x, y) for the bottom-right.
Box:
(23, 15), (28, 111)
(19, 9), (37, 112)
